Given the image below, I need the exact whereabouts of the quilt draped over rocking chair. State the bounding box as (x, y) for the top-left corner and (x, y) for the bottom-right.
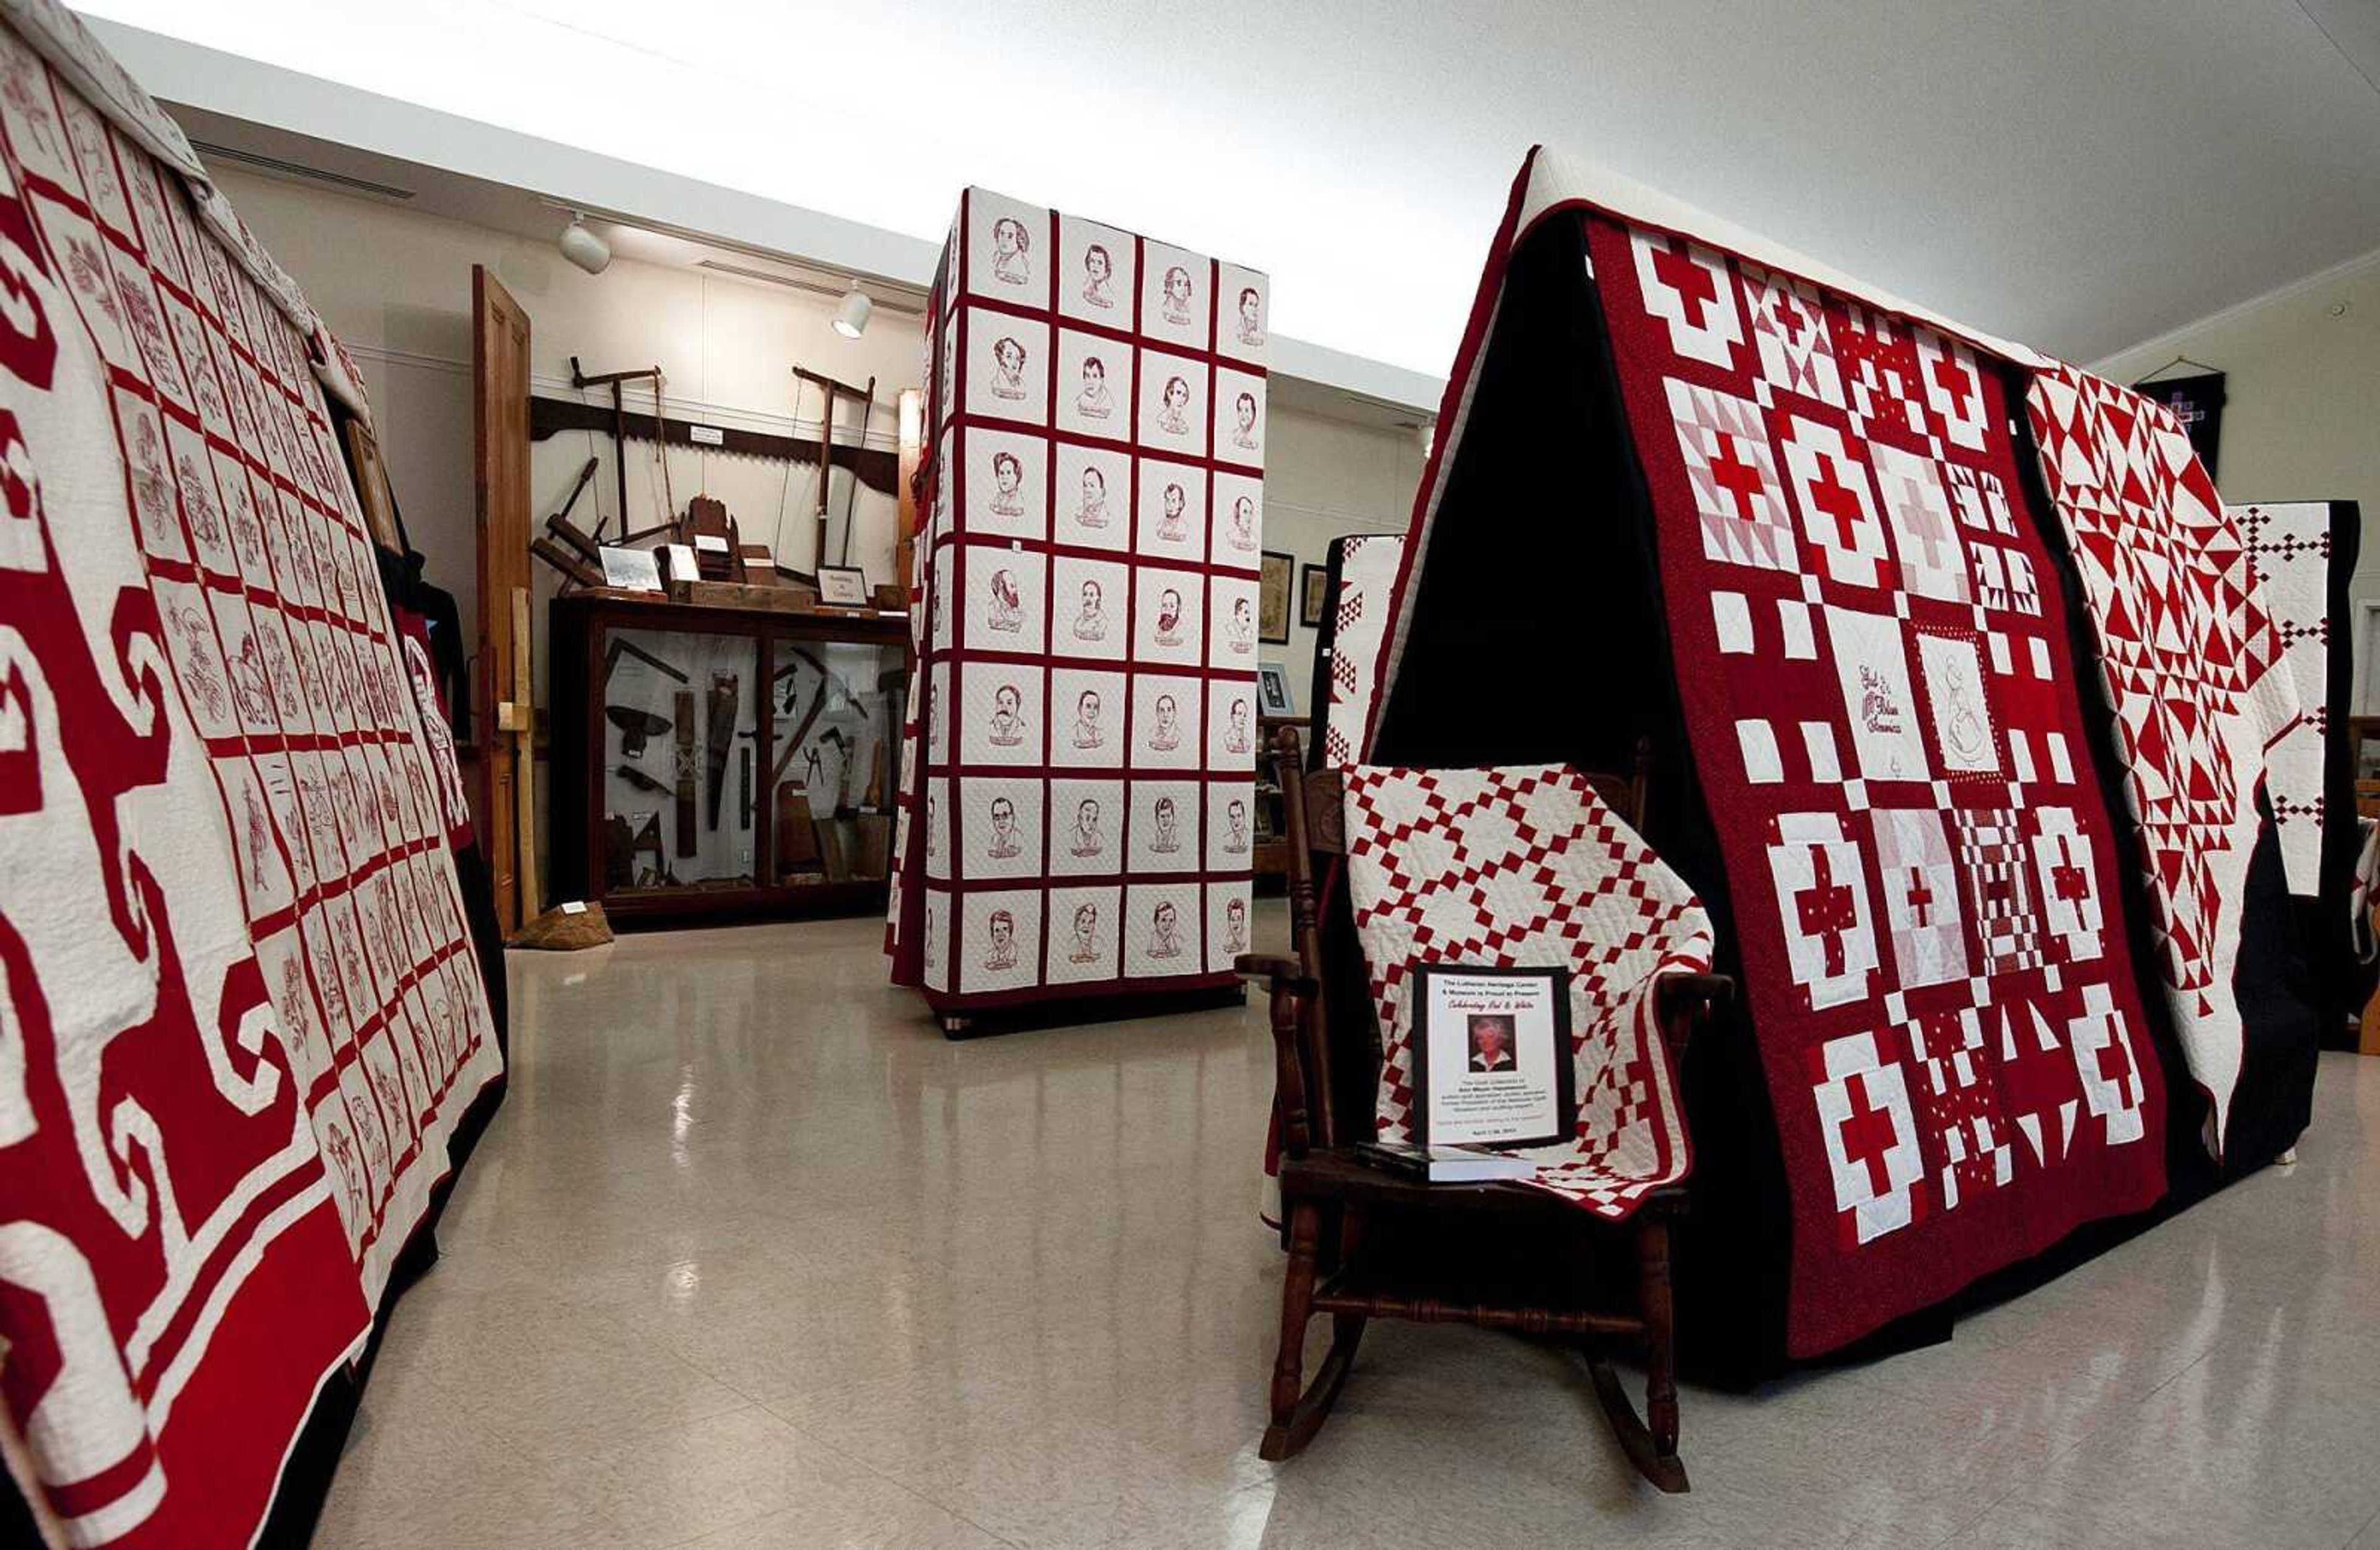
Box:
(1244, 735), (1730, 1488)
(1346, 762), (1711, 1218)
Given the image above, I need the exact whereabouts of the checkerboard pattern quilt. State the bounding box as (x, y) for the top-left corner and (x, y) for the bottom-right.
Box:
(1342, 764), (1711, 1219)
(1587, 214), (2166, 1355)
(1313, 532), (1402, 768)
(2027, 366), (2299, 1156)
(2227, 501), (2335, 899)
(886, 190), (1265, 1010)
(0, 6), (502, 1543)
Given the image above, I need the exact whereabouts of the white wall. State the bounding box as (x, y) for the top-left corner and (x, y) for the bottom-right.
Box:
(2094, 246), (2380, 702)
(207, 164), (922, 670)
(211, 165), (1426, 733)
(1261, 408), (1425, 713)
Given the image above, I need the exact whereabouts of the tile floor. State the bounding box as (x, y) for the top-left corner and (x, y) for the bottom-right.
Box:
(315, 906), (2380, 1549)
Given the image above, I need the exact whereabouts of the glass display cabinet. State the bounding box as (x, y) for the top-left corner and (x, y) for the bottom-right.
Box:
(549, 594), (910, 925)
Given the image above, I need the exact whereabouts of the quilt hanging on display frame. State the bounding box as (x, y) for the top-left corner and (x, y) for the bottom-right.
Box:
(1354, 148), (2314, 1368)
(2224, 500), (2360, 1037)
(2027, 373), (2317, 1157)
(1307, 531), (1401, 770)
(886, 188), (1267, 1014)
(0, 4), (504, 1544)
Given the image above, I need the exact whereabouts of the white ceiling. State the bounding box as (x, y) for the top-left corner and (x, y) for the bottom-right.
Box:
(79, 0), (2380, 375)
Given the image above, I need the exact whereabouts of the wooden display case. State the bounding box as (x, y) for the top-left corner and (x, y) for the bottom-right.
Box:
(550, 592), (910, 927)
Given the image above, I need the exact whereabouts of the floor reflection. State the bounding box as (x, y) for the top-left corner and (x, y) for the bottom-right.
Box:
(315, 907), (2380, 1550)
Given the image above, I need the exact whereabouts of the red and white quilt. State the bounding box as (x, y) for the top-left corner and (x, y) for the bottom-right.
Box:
(1314, 533), (1401, 768)
(2027, 366), (2298, 1156)
(1342, 764), (1710, 1219)
(1586, 213), (2167, 1354)
(888, 189), (1266, 1011)
(2228, 501), (2334, 900)
(0, 9), (501, 1544)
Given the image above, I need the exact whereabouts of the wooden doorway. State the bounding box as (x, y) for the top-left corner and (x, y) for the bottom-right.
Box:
(473, 265), (533, 934)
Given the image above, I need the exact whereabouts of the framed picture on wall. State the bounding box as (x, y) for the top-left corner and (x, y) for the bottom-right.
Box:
(1259, 550), (1294, 644)
(1257, 661), (1296, 717)
(2358, 602), (2380, 716)
(1300, 563), (1331, 628)
(2351, 714), (2380, 783)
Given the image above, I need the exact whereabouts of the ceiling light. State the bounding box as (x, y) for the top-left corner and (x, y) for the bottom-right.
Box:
(832, 284), (873, 338)
(558, 213), (611, 275)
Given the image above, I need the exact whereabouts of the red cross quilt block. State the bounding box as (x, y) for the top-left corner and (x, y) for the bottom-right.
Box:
(1341, 764), (1712, 1220)
(1588, 213), (2166, 1355)
(2025, 364), (2299, 1158)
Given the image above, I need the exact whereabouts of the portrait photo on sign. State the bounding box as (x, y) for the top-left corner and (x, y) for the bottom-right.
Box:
(1259, 550), (1294, 643)
(1411, 965), (1574, 1150)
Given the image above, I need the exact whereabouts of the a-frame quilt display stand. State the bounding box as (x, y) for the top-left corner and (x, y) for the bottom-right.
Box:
(1348, 148), (2322, 1377)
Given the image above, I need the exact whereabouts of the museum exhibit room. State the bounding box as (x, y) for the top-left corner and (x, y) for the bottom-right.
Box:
(7, 2), (2380, 1548)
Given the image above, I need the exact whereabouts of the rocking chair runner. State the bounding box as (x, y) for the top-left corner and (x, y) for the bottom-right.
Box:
(1236, 728), (1731, 1492)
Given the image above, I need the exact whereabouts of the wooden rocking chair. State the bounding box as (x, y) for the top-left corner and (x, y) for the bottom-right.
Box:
(1236, 728), (1731, 1492)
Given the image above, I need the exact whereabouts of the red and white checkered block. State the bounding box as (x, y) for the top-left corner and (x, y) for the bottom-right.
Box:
(1904, 1007), (2012, 1213)
(2229, 500), (2340, 897)
(1342, 764), (1712, 1220)
(1315, 532), (1401, 768)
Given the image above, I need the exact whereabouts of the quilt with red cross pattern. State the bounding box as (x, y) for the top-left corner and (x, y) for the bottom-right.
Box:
(1585, 213), (2167, 1355)
(1342, 764), (1712, 1219)
(2026, 368), (2300, 1160)
(0, 6), (503, 1544)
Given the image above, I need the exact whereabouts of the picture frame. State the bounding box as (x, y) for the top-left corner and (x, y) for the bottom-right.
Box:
(598, 544), (664, 593)
(1300, 562), (1331, 628)
(1256, 661), (1295, 717)
(817, 564), (871, 607)
(1259, 549), (1294, 644)
(2358, 601), (2380, 715)
(1409, 964), (1574, 1151)
(2351, 714), (2380, 783)
(342, 420), (403, 555)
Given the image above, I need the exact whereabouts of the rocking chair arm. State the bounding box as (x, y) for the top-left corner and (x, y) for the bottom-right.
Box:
(1652, 971), (1734, 1060)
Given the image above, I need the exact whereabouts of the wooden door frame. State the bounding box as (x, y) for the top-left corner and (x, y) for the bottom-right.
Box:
(473, 264), (533, 933)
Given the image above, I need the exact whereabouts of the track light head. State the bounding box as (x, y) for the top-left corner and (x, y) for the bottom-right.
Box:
(832, 284), (872, 338)
(558, 213), (611, 276)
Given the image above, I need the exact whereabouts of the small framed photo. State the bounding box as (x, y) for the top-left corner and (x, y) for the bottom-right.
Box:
(599, 545), (663, 592)
(2353, 715), (2380, 782)
(1300, 563), (1331, 628)
(818, 565), (870, 607)
(1256, 661), (1295, 717)
(1259, 550), (1294, 644)
(1411, 965), (1574, 1150)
